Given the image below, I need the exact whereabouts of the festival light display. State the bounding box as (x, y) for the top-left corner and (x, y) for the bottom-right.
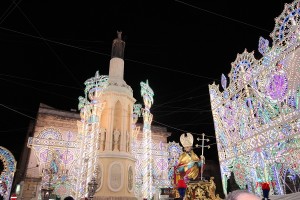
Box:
(27, 71), (174, 199)
(28, 128), (79, 199)
(167, 142), (183, 184)
(209, 0), (300, 195)
(135, 139), (172, 194)
(140, 80), (154, 199)
(132, 103), (142, 197)
(133, 106), (181, 197)
(132, 103), (142, 151)
(0, 146), (16, 200)
(77, 71), (108, 199)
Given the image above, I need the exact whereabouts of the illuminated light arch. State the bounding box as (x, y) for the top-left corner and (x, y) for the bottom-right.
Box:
(0, 146), (16, 200)
(38, 127), (62, 140)
(209, 0), (300, 196)
(271, 1), (300, 44)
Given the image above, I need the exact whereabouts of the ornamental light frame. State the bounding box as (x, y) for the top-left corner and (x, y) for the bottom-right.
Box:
(209, 0), (300, 195)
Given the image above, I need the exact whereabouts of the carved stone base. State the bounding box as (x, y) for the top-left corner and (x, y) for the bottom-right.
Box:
(185, 177), (222, 200)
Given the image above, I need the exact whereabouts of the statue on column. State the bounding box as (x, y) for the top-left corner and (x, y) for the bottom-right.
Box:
(111, 31), (125, 59)
(113, 128), (120, 151)
(99, 127), (106, 151)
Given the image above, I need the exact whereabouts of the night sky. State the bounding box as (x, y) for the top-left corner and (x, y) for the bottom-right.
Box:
(0, 0), (287, 163)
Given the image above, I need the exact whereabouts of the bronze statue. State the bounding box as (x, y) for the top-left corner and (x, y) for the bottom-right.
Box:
(111, 31), (125, 59)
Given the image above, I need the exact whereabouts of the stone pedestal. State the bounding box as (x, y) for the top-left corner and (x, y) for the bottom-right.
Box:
(185, 177), (222, 200)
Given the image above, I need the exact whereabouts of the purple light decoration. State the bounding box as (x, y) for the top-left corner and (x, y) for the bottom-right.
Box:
(223, 91), (229, 99)
(223, 105), (235, 126)
(258, 36), (269, 55)
(67, 131), (73, 141)
(281, 124), (292, 136)
(168, 146), (181, 158)
(289, 32), (298, 44)
(221, 74), (227, 90)
(288, 96), (296, 108)
(159, 141), (163, 150)
(40, 149), (51, 162)
(245, 98), (253, 109)
(60, 150), (74, 164)
(266, 73), (288, 100)
(157, 158), (168, 170)
(251, 80), (258, 90)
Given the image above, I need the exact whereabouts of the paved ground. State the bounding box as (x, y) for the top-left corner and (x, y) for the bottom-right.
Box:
(159, 191), (300, 199)
(223, 192), (300, 200)
(269, 192), (300, 200)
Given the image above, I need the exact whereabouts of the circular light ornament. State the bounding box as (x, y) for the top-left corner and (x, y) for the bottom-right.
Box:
(266, 71), (288, 100)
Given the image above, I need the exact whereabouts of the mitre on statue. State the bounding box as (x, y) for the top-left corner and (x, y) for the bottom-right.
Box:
(180, 133), (194, 148)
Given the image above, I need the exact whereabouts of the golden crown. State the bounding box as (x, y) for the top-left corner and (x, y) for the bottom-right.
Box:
(180, 133), (194, 147)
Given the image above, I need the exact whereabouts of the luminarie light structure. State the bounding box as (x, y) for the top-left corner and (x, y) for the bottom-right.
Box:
(27, 128), (79, 199)
(77, 71), (108, 198)
(133, 103), (176, 197)
(0, 146), (16, 200)
(209, 0), (300, 195)
(167, 141), (183, 186)
(140, 80), (154, 199)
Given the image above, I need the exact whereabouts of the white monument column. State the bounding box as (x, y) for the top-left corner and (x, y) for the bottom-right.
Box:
(92, 31), (137, 200)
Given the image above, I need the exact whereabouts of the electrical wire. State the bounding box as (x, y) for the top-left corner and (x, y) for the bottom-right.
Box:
(152, 87), (209, 110)
(0, 3), (227, 142)
(0, 103), (218, 145)
(0, 77), (77, 101)
(0, 104), (36, 120)
(0, 26), (217, 81)
(125, 57), (217, 80)
(0, 0), (23, 25)
(174, 0), (271, 33)
(0, 73), (83, 90)
(0, 72), (216, 137)
(11, 1), (82, 87)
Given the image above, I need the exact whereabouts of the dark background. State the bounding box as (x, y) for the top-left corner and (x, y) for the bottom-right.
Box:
(0, 0), (287, 163)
